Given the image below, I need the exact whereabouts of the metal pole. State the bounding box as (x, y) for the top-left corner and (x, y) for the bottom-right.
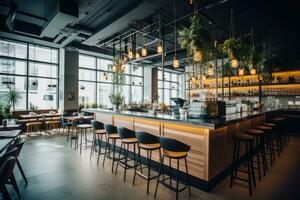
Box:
(161, 35), (165, 104)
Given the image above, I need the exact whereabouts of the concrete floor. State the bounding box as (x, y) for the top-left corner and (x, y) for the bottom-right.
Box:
(6, 132), (300, 200)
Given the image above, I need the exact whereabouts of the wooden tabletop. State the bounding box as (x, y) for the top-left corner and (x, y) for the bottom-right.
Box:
(0, 138), (14, 154)
(0, 124), (21, 130)
(64, 115), (94, 121)
(0, 129), (22, 139)
(20, 113), (62, 119)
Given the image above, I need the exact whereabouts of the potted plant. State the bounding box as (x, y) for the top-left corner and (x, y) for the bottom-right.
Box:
(5, 88), (22, 111)
(109, 93), (124, 110)
(0, 103), (11, 125)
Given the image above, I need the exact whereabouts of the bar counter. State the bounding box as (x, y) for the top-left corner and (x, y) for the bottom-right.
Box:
(84, 108), (275, 190)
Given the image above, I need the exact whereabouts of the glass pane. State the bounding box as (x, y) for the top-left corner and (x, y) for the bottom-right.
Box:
(158, 80), (162, 88)
(97, 83), (112, 108)
(0, 40), (27, 59)
(79, 81), (96, 105)
(171, 89), (178, 98)
(123, 64), (131, 74)
(164, 72), (171, 81)
(97, 71), (112, 83)
(171, 83), (178, 90)
(132, 65), (143, 76)
(0, 58), (26, 75)
(131, 86), (143, 103)
(29, 62), (57, 78)
(29, 45), (58, 63)
(0, 75), (27, 110)
(132, 76), (143, 86)
(125, 75), (131, 84)
(158, 70), (162, 80)
(164, 81), (170, 89)
(121, 85), (130, 104)
(164, 89), (170, 105)
(79, 69), (96, 81)
(172, 73), (178, 82)
(97, 58), (112, 71)
(158, 89), (163, 104)
(79, 54), (96, 69)
(28, 78), (57, 109)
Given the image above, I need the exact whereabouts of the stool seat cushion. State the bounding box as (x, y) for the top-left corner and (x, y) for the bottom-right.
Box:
(233, 134), (254, 141)
(256, 125), (272, 130)
(108, 133), (120, 139)
(95, 129), (106, 134)
(262, 123), (276, 127)
(77, 124), (92, 129)
(45, 121), (60, 124)
(246, 129), (264, 135)
(271, 117), (286, 121)
(122, 138), (138, 143)
(139, 143), (160, 150)
(163, 149), (188, 158)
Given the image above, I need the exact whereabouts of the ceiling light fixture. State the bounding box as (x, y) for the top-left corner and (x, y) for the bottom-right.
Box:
(135, 51), (140, 60)
(250, 68), (256, 75)
(238, 68), (244, 76)
(172, 0), (179, 69)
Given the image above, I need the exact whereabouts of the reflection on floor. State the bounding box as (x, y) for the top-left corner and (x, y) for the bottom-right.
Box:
(6, 133), (300, 200)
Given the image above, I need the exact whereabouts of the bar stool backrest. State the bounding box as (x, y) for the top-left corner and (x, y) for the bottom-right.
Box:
(159, 137), (191, 152)
(0, 157), (17, 187)
(104, 124), (118, 135)
(117, 127), (135, 139)
(135, 131), (159, 144)
(91, 120), (104, 130)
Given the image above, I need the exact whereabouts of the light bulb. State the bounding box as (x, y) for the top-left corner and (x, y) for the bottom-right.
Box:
(208, 66), (214, 76)
(250, 68), (256, 75)
(112, 65), (117, 73)
(141, 46), (147, 57)
(193, 50), (202, 62)
(157, 42), (163, 54)
(231, 58), (238, 68)
(128, 48), (134, 59)
(239, 68), (244, 76)
(135, 51), (140, 60)
(173, 55), (180, 68)
(202, 75), (207, 80)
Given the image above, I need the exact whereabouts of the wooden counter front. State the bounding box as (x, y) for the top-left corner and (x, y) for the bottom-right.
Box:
(94, 111), (265, 185)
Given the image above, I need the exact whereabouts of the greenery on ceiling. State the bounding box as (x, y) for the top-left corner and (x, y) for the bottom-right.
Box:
(178, 14), (215, 63)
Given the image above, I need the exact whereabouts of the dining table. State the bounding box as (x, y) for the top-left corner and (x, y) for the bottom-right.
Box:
(0, 124), (21, 131)
(0, 129), (22, 139)
(19, 113), (62, 121)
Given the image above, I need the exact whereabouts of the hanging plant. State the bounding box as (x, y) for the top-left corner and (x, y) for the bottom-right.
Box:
(178, 14), (215, 63)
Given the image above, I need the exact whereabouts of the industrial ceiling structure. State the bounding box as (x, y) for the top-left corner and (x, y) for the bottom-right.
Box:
(0, 0), (299, 68)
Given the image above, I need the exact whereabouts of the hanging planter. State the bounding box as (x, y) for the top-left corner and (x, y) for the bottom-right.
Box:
(178, 14), (215, 64)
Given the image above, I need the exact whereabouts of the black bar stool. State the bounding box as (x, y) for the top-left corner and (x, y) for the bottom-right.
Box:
(133, 131), (161, 194)
(261, 122), (281, 156)
(255, 125), (275, 166)
(103, 124), (120, 173)
(115, 127), (138, 181)
(270, 116), (287, 151)
(245, 128), (267, 180)
(77, 124), (92, 154)
(89, 120), (106, 162)
(230, 133), (256, 196)
(154, 137), (191, 200)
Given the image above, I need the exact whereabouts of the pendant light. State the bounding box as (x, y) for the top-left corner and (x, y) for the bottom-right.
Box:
(229, 8), (238, 69)
(128, 48), (134, 59)
(208, 65), (214, 76)
(193, 50), (202, 62)
(238, 68), (244, 76)
(250, 68), (256, 75)
(157, 14), (163, 54)
(135, 51), (141, 60)
(141, 22), (148, 57)
(172, 0), (180, 68)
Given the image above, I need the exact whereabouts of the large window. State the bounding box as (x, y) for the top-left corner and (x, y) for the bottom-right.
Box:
(0, 39), (59, 110)
(158, 70), (180, 105)
(79, 54), (144, 108)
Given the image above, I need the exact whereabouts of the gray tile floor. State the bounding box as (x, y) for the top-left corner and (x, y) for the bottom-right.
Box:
(6, 133), (300, 200)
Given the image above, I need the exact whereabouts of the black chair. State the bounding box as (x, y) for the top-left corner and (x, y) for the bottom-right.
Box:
(133, 131), (161, 194)
(115, 127), (138, 181)
(154, 137), (191, 200)
(8, 138), (28, 185)
(103, 124), (120, 172)
(0, 148), (21, 198)
(230, 133), (256, 196)
(0, 157), (17, 200)
(89, 120), (106, 162)
(61, 113), (73, 140)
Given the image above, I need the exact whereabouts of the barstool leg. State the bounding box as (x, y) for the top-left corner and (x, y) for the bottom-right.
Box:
(115, 142), (123, 175)
(90, 131), (95, 159)
(245, 141), (252, 196)
(184, 157), (191, 196)
(176, 159), (180, 200)
(123, 143), (129, 181)
(249, 141), (256, 187)
(230, 140), (237, 188)
(102, 136), (109, 166)
(80, 129), (83, 154)
(169, 158), (172, 188)
(154, 155), (164, 198)
(132, 146), (140, 185)
(146, 150), (151, 194)
(112, 139), (117, 173)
